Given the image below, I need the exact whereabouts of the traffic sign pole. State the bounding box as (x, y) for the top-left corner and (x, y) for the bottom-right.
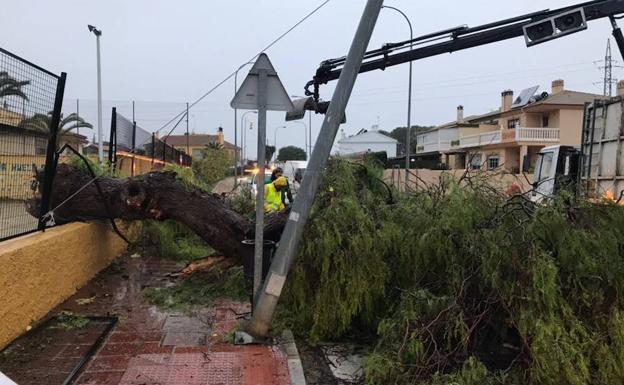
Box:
(248, 0), (384, 337)
(254, 69), (268, 305)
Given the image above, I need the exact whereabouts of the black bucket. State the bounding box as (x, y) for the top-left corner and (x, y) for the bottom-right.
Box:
(241, 239), (276, 282)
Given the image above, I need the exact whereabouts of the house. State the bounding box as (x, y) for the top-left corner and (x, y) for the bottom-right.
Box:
(337, 128), (398, 157)
(162, 127), (239, 161)
(1, 107), (87, 156)
(415, 80), (607, 172)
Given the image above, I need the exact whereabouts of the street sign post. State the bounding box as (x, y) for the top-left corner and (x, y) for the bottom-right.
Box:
(248, 0), (384, 337)
(231, 53), (293, 308)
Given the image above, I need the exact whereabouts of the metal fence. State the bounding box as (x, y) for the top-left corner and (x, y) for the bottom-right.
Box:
(0, 47), (66, 241)
(110, 107), (192, 171)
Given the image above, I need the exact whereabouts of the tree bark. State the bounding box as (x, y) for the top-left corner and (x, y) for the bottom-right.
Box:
(30, 164), (289, 261)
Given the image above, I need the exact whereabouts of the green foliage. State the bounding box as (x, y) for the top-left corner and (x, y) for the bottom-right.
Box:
(192, 146), (231, 188)
(67, 155), (119, 178)
(144, 267), (247, 311)
(21, 111), (93, 137)
(0, 71), (30, 100)
(226, 184), (255, 219)
(279, 158), (624, 385)
(52, 312), (90, 330)
(277, 145), (307, 161)
(143, 220), (211, 264)
(163, 163), (210, 191)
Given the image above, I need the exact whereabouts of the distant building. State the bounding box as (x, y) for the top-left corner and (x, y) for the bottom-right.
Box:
(163, 127), (239, 160)
(416, 79), (608, 172)
(0, 107), (87, 155)
(337, 128), (398, 158)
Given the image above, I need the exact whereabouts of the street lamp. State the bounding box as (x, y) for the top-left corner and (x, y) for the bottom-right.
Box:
(291, 94), (313, 156)
(273, 125), (286, 160)
(88, 24), (103, 163)
(241, 110), (257, 164)
(381, 5), (413, 189)
(234, 62), (254, 178)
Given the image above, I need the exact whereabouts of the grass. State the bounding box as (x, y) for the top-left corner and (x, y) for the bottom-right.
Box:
(51, 312), (90, 330)
(144, 267), (248, 311)
(142, 220), (212, 264)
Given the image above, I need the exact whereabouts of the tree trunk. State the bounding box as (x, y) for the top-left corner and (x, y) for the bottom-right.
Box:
(30, 164), (289, 261)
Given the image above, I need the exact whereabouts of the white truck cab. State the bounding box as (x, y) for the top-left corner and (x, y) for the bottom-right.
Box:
(527, 145), (580, 201)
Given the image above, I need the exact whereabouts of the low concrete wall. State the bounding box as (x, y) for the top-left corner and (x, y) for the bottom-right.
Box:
(384, 168), (534, 193)
(0, 222), (136, 349)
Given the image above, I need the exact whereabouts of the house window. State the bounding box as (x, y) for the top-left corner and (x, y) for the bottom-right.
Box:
(488, 155), (500, 170)
(542, 115), (549, 127)
(192, 148), (203, 159)
(35, 137), (47, 155)
(468, 154), (482, 170)
(507, 119), (520, 129)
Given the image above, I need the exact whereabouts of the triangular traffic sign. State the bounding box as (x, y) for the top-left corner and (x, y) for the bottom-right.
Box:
(230, 53), (294, 111)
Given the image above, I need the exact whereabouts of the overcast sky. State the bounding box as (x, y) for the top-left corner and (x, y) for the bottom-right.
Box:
(1, 0), (620, 157)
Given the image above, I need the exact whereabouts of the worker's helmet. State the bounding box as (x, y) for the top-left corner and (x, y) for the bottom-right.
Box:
(273, 176), (288, 187)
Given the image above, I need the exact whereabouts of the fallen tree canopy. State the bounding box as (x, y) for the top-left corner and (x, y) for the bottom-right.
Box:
(32, 160), (624, 384)
(30, 164), (289, 261)
(278, 160), (624, 385)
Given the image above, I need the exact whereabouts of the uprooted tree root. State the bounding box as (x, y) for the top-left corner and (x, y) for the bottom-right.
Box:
(278, 159), (624, 385)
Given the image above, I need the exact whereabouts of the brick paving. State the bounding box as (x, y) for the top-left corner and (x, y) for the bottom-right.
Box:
(34, 255), (290, 385)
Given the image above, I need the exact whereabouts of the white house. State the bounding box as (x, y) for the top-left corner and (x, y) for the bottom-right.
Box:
(337, 129), (398, 157)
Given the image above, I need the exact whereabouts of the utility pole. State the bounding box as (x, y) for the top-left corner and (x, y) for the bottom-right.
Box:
(76, 99), (80, 137)
(248, 0), (384, 337)
(186, 102), (190, 155)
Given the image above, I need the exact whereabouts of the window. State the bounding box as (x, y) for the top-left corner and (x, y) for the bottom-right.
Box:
(536, 151), (554, 183)
(469, 154), (482, 170)
(487, 155), (500, 170)
(35, 137), (47, 155)
(192, 148), (203, 159)
(507, 119), (520, 129)
(542, 115), (549, 127)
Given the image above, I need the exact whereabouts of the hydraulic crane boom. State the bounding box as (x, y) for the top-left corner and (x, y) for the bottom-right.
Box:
(303, 0), (624, 102)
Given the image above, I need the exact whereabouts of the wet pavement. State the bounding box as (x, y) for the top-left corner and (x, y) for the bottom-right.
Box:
(1, 254), (291, 385)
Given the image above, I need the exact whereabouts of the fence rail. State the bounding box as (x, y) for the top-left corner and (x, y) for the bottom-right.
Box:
(0, 46), (65, 241)
(109, 108), (191, 176)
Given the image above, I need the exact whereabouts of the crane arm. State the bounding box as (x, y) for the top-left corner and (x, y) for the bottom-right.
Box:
(305, 0), (624, 101)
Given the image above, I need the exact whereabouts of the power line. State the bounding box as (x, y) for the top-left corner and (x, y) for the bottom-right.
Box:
(155, 0), (333, 134)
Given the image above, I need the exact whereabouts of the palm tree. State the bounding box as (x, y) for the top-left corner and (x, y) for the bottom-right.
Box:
(0, 71), (30, 100)
(207, 142), (224, 150)
(21, 111), (93, 137)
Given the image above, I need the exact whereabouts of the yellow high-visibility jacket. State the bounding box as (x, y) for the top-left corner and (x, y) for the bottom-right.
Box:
(264, 183), (285, 213)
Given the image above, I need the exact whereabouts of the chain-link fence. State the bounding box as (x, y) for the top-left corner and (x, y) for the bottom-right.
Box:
(0, 47), (66, 241)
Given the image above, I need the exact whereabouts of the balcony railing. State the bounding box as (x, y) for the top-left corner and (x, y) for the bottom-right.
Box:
(460, 130), (502, 148)
(416, 140), (452, 154)
(515, 127), (560, 141)
(459, 127), (560, 148)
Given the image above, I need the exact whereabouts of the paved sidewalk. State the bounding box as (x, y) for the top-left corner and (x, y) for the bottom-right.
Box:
(49, 255), (290, 385)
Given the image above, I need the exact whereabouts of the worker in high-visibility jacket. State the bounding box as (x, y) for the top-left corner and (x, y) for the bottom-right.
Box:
(264, 176), (288, 213)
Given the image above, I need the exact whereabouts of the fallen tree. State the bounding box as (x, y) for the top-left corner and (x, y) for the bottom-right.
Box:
(31, 160), (624, 384)
(30, 164), (289, 261)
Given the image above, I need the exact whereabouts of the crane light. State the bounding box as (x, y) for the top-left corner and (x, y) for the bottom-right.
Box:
(523, 8), (587, 47)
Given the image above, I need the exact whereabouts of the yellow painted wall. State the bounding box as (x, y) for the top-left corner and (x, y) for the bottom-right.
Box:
(0, 221), (139, 349)
(0, 155), (46, 200)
